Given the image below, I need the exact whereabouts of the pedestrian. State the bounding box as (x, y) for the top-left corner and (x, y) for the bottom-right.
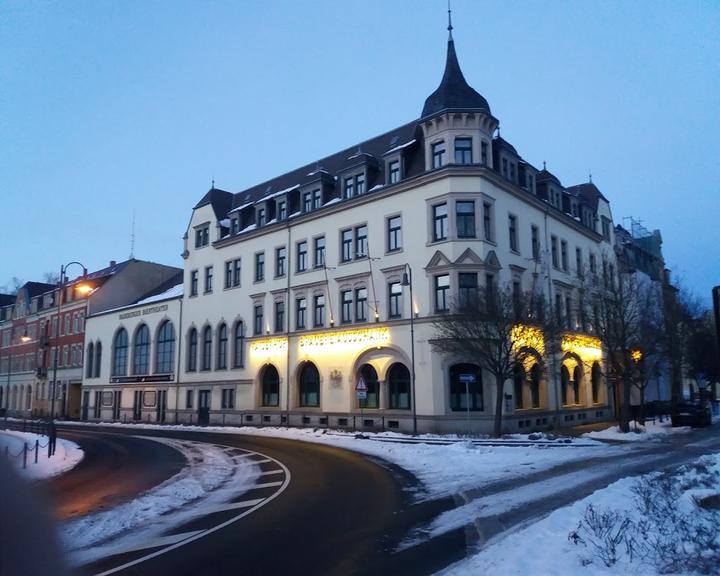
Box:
(48, 419), (57, 456)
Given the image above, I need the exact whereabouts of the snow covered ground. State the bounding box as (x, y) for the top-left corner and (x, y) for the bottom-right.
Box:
(438, 453), (720, 576)
(0, 429), (83, 479)
(583, 418), (691, 442)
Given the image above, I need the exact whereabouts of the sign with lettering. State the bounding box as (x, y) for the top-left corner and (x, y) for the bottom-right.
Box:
(119, 303), (169, 320)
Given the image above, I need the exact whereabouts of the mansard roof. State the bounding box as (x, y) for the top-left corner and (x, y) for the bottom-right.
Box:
(194, 187), (234, 220)
(421, 38), (491, 119)
(0, 294), (16, 307)
(566, 182), (608, 210)
(536, 168), (563, 187)
(227, 121), (420, 211)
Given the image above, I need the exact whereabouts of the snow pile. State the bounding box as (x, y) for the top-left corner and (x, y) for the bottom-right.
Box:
(439, 454), (720, 576)
(62, 436), (261, 566)
(584, 419), (690, 442)
(0, 430), (83, 479)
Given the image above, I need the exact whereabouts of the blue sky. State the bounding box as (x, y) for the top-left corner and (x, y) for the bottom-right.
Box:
(2, 1), (718, 303)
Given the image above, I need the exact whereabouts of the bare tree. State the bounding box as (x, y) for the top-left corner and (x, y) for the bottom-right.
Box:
(0, 277), (24, 295)
(42, 271), (60, 284)
(432, 283), (537, 437)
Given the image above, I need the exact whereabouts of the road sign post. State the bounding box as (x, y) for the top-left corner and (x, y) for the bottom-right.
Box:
(356, 376), (368, 428)
(459, 373), (476, 436)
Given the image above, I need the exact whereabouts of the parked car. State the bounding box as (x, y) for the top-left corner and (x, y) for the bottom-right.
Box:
(671, 402), (712, 427)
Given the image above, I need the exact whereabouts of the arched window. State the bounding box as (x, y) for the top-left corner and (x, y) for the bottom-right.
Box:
(156, 320), (175, 374)
(449, 363), (483, 411)
(187, 328), (197, 372)
(86, 342), (94, 378)
(261, 365), (280, 406)
(112, 328), (129, 376)
(217, 323), (227, 369)
(388, 363), (411, 410)
(591, 362), (601, 404)
(573, 365), (582, 405)
(133, 325), (150, 375)
(233, 322), (244, 368)
(358, 364), (379, 409)
(530, 363), (541, 408)
(94, 342), (102, 378)
(561, 365), (570, 406)
(25, 386), (32, 410)
(514, 364), (525, 410)
(202, 326), (212, 371)
(299, 362), (320, 407)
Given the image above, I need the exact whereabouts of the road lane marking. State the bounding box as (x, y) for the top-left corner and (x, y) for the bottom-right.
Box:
(204, 498), (266, 515)
(118, 530), (205, 554)
(259, 469), (284, 476)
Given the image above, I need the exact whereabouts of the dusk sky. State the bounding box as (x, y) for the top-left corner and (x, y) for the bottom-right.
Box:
(2, 1), (718, 303)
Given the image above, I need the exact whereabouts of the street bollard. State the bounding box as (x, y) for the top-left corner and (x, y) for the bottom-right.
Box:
(34, 439), (39, 464)
(48, 439), (51, 459)
(22, 443), (27, 469)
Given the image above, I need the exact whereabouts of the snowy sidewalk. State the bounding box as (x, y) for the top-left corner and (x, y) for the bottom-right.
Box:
(0, 428), (83, 480)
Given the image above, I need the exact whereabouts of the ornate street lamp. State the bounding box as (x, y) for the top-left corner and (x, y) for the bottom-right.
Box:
(401, 265), (418, 436)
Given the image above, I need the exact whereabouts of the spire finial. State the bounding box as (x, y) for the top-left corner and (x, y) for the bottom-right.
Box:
(543, 161), (547, 170)
(211, 178), (215, 189)
(447, 0), (453, 40)
(589, 171), (592, 183)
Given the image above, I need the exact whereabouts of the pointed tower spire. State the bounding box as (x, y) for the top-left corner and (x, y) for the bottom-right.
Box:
(421, 9), (491, 119)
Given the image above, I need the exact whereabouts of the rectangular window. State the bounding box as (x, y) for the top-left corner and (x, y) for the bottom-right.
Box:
(561, 240), (568, 271)
(432, 141), (446, 169)
(230, 217), (239, 235)
(255, 252), (265, 282)
(275, 301), (285, 333)
(276, 246), (286, 277)
(485, 273), (496, 303)
(297, 241), (308, 272)
(388, 282), (402, 318)
(435, 275), (450, 312)
(224, 261), (232, 289)
(602, 217), (611, 240)
(576, 247), (583, 277)
(551, 236), (559, 268)
(555, 293), (563, 325)
(387, 215), (402, 252)
(221, 388), (235, 409)
(296, 298), (307, 330)
(481, 141), (488, 166)
(355, 225), (367, 258)
(257, 207), (266, 227)
(341, 229), (353, 262)
(233, 259), (241, 286)
(355, 288), (367, 321)
(278, 200), (287, 221)
(483, 201), (493, 241)
(225, 259), (241, 288)
(454, 138), (472, 164)
(186, 390), (193, 409)
(388, 160), (400, 184)
(344, 177), (354, 199)
(531, 225), (540, 259)
(204, 266), (213, 293)
(314, 295), (325, 327)
(589, 253), (597, 274)
(502, 158), (508, 177)
(565, 295), (573, 329)
(254, 305), (264, 335)
(303, 192), (312, 213)
(356, 173), (365, 195)
(456, 201), (476, 238)
(509, 215), (518, 252)
(459, 272), (478, 307)
(510, 162), (516, 182)
(433, 203), (448, 241)
(195, 224), (209, 248)
(341, 290), (352, 323)
(312, 188), (322, 209)
(190, 270), (198, 296)
(314, 236), (325, 268)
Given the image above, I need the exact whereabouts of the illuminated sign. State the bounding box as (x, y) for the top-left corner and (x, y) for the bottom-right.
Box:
(511, 325), (545, 356)
(299, 327), (390, 354)
(250, 337), (288, 359)
(561, 333), (603, 362)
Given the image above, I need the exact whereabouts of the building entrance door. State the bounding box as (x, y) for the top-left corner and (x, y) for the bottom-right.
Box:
(81, 390), (89, 421)
(156, 390), (167, 423)
(67, 383), (82, 419)
(198, 390), (210, 425)
(113, 391), (122, 420)
(133, 390), (143, 421)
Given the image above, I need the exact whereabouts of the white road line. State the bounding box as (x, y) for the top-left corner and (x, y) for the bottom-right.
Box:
(204, 498), (266, 515)
(251, 458), (272, 464)
(259, 469), (284, 477)
(93, 445), (292, 576)
(117, 530), (205, 554)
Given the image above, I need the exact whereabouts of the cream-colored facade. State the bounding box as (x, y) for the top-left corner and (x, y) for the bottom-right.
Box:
(80, 33), (617, 433)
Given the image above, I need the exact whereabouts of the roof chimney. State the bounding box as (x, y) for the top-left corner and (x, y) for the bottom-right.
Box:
(110, 260), (117, 267)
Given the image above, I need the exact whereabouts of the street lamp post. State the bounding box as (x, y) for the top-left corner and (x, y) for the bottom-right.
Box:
(401, 265), (418, 436)
(49, 262), (89, 421)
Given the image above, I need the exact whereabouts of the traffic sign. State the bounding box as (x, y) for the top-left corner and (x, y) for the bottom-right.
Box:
(356, 376), (368, 391)
(459, 373), (476, 384)
(356, 390), (367, 400)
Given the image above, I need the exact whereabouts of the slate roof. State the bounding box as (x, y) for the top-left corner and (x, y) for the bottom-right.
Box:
(493, 136), (519, 156)
(0, 294), (15, 307)
(566, 182), (607, 211)
(24, 282), (56, 298)
(421, 38), (491, 119)
(536, 168), (563, 187)
(227, 121), (420, 211)
(194, 188), (234, 221)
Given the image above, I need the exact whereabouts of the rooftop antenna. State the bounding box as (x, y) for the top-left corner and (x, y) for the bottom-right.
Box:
(447, 0), (453, 40)
(129, 210), (136, 259)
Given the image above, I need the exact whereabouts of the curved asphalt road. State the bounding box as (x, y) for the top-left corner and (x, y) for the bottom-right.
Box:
(53, 426), (462, 576)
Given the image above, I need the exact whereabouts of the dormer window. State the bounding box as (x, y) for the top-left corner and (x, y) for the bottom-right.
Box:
(502, 158), (508, 178)
(257, 208), (266, 227)
(303, 191), (312, 213)
(312, 188), (322, 209)
(432, 141), (446, 169)
(356, 174), (365, 195)
(278, 200), (287, 220)
(230, 217), (239, 235)
(509, 163), (516, 183)
(343, 173), (366, 199)
(195, 224), (210, 248)
(344, 177), (354, 199)
(454, 138), (472, 164)
(388, 160), (400, 184)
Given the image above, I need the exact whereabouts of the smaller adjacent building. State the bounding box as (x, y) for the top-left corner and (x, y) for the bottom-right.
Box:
(82, 282), (183, 423)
